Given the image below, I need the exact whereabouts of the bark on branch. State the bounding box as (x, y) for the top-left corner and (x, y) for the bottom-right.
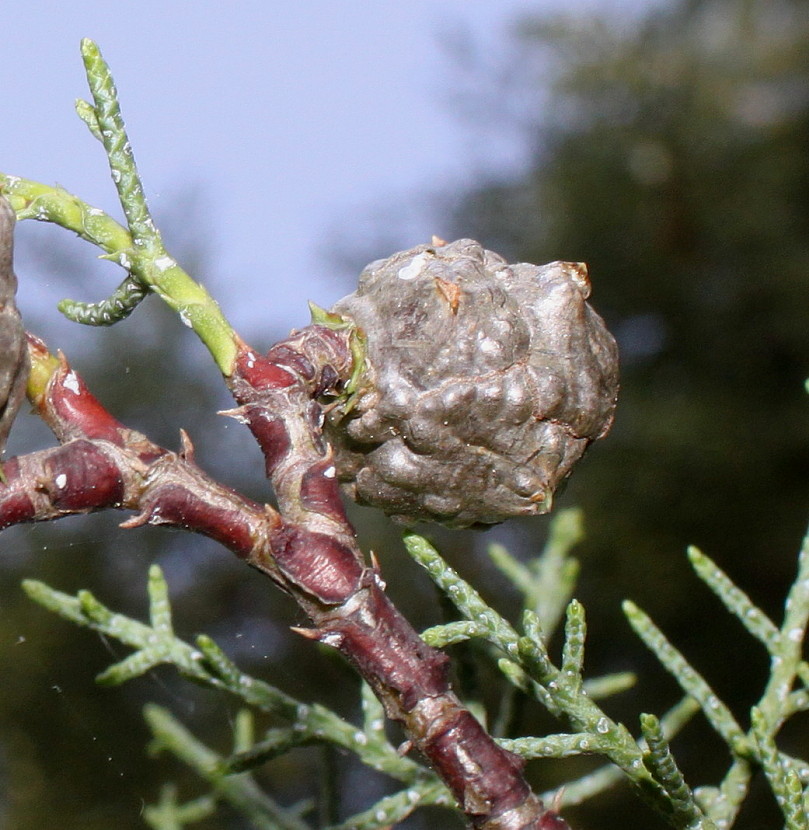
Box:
(0, 329), (570, 830)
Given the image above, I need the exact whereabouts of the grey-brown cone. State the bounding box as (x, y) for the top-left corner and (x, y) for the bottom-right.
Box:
(327, 238), (619, 528)
(0, 196), (29, 468)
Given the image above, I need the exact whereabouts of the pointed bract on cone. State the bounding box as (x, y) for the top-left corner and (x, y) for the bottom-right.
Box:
(327, 239), (619, 528)
(0, 196), (30, 473)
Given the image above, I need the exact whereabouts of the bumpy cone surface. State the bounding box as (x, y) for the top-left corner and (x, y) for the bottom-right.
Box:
(0, 196), (29, 465)
(327, 238), (619, 527)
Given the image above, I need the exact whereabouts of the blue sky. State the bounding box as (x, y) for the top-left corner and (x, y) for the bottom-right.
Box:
(4, 1), (657, 343)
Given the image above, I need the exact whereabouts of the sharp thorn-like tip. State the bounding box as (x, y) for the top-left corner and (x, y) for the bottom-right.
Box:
(26, 332), (48, 350)
(179, 429), (195, 461)
(290, 626), (324, 641)
(431, 235), (448, 247)
(397, 739), (414, 756)
(120, 511), (149, 529)
(217, 406), (250, 424)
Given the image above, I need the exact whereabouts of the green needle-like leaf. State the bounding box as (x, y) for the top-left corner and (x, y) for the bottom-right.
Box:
(232, 709), (255, 754)
(74, 98), (103, 142)
(143, 785), (217, 830)
(783, 769), (809, 830)
(145, 704), (310, 830)
(489, 508), (583, 644)
(360, 680), (386, 737)
(421, 619), (488, 647)
(688, 546), (809, 688)
(641, 713), (714, 829)
(147, 564), (174, 634)
(540, 696), (700, 813)
(695, 758), (753, 828)
(517, 632), (559, 688)
(528, 508), (584, 638)
(403, 532), (521, 656)
(96, 648), (167, 686)
(760, 528), (809, 725)
(3, 39), (240, 370)
(81, 38), (156, 243)
(0, 171), (238, 373)
(624, 600), (750, 755)
(225, 727), (305, 773)
(327, 780), (450, 830)
(58, 274), (148, 326)
(500, 732), (612, 759)
(0, 174), (132, 252)
(751, 708), (809, 830)
(560, 600), (587, 688)
(487, 541), (536, 594)
(194, 634), (246, 688)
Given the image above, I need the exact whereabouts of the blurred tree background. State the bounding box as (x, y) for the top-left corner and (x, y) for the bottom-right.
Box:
(1, 0), (808, 828)
(432, 0), (809, 826)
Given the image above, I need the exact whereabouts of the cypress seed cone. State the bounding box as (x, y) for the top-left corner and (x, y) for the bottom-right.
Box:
(327, 238), (619, 528)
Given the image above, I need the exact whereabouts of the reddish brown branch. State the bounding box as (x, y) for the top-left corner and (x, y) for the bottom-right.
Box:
(226, 326), (569, 829)
(0, 329), (571, 830)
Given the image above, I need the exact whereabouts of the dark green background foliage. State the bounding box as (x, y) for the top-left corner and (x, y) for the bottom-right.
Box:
(1, 0), (808, 827)
(441, 1), (809, 825)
